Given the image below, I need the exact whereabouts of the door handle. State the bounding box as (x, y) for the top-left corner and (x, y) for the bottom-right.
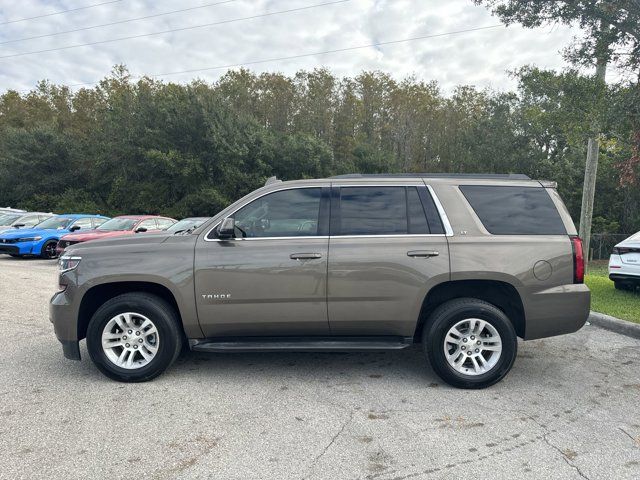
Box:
(290, 253), (323, 260)
(407, 250), (439, 258)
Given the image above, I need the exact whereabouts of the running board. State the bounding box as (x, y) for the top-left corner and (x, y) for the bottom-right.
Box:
(190, 336), (414, 353)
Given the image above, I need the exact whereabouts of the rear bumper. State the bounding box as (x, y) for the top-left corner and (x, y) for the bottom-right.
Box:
(522, 283), (591, 340)
(609, 273), (640, 283)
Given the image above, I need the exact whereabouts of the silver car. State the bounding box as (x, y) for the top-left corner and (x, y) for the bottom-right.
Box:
(0, 212), (53, 233)
(609, 231), (640, 291)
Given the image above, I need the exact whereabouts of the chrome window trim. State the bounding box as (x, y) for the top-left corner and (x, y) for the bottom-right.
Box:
(203, 185), (325, 242)
(425, 184), (454, 237)
(203, 182), (453, 242)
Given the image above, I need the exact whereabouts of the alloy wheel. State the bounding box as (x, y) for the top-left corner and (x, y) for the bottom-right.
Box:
(101, 312), (160, 369)
(443, 318), (502, 376)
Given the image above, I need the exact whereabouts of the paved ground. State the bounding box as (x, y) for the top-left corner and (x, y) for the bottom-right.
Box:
(1, 256), (639, 480)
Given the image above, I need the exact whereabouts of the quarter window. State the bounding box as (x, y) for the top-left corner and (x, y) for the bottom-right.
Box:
(336, 186), (433, 236)
(138, 219), (158, 230)
(232, 188), (322, 238)
(460, 185), (567, 235)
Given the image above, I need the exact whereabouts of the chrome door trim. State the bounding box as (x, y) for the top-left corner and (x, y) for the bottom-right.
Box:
(425, 184), (454, 237)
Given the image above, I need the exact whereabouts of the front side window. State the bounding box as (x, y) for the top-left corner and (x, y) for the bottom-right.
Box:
(156, 218), (175, 230)
(71, 218), (94, 230)
(0, 214), (21, 226)
(138, 219), (159, 230)
(232, 188), (322, 238)
(336, 186), (432, 236)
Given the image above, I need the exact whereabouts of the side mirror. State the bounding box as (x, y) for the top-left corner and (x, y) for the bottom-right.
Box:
(217, 217), (236, 240)
(69, 225), (81, 232)
(13, 223), (25, 228)
(135, 227), (147, 233)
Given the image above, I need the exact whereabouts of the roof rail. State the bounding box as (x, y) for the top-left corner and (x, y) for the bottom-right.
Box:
(265, 176), (282, 186)
(330, 173), (531, 180)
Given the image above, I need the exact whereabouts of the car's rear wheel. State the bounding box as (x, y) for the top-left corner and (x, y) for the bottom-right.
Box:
(423, 298), (517, 389)
(614, 281), (634, 292)
(86, 293), (183, 382)
(40, 240), (58, 259)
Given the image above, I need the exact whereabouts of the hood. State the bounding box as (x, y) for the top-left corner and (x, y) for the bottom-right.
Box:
(0, 227), (64, 239)
(60, 229), (135, 242)
(66, 232), (173, 253)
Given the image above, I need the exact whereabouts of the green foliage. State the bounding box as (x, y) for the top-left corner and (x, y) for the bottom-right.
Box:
(0, 66), (638, 233)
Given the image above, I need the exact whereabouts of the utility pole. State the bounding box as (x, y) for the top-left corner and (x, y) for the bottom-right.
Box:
(578, 55), (607, 264)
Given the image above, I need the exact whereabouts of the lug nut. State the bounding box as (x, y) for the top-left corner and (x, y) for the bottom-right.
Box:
(125, 343), (130, 348)
(463, 338), (467, 343)
(470, 335), (475, 340)
(122, 335), (127, 340)
(477, 341), (481, 345)
(475, 349), (479, 353)
(128, 330), (133, 334)
(133, 345), (138, 349)
(467, 351), (472, 355)
(136, 331), (140, 336)
(138, 338), (143, 343)
(461, 346), (466, 350)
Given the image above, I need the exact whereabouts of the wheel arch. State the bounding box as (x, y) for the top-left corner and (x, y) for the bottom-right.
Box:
(415, 279), (526, 341)
(77, 281), (186, 341)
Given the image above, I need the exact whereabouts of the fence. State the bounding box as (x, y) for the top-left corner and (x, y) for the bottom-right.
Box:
(588, 233), (631, 261)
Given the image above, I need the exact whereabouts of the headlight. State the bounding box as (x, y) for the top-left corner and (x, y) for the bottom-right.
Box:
(16, 236), (42, 242)
(59, 255), (81, 272)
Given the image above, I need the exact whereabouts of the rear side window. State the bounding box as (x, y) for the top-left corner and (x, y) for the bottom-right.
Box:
(460, 186), (566, 235)
(336, 186), (437, 236)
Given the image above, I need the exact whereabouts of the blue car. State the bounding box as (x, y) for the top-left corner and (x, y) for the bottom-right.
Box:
(0, 214), (110, 259)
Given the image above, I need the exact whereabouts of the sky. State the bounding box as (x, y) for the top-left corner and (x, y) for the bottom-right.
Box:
(0, 0), (585, 94)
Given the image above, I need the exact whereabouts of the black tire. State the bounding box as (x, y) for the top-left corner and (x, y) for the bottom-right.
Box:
(614, 281), (633, 292)
(422, 298), (517, 389)
(40, 240), (58, 259)
(9, 254), (20, 258)
(86, 292), (183, 382)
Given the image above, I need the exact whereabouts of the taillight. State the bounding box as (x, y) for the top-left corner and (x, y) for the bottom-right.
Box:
(571, 236), (584, 284)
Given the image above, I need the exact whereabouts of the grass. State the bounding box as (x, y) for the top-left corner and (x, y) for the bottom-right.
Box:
(586, 261), (640, 324)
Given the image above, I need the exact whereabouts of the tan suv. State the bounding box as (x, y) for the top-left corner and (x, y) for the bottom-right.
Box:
(50, 174), (590, 388)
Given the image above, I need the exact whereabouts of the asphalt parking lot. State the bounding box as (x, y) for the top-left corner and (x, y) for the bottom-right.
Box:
(1, 257), (639, 480)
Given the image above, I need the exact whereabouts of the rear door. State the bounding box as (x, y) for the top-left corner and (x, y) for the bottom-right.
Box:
(327, 182), (450, 336)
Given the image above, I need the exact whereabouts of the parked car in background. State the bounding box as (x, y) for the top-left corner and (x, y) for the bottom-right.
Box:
(0, 207), (25, 215)
(609, 231), (640, 291)
(0, 212), (53, 233)
(51, 174), (589, 388)
(165, 217), (210, 234)
(0, 214), (109, 259)
(56, 215), (177, 254)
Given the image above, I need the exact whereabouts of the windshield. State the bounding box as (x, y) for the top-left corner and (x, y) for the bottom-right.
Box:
(0, 214), (21, 226)
(166, 218), (207, 233)
(97, 217), (139, 231)
(35, 217), (72, 230)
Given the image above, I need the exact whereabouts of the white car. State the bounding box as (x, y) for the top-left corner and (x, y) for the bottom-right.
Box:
(609, 231), (640, 291)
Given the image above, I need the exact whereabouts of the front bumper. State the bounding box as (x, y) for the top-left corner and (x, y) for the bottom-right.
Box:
(0, 240), (40, 256)
(522, 283), (591, 340)
(50, 288), (81, 360)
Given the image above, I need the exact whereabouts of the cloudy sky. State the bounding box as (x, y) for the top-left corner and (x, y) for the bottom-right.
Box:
(0, 0), (585, 94)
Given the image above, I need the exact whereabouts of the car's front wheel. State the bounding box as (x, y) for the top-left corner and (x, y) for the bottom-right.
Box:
(40, 240), (58, 259)
(86, 293), (183, 382)
(423, 298), (517, 389)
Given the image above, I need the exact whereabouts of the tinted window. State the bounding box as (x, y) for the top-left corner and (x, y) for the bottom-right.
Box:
(460, 186), (566, 235)
(233, 188), (321, 237)
(337, 186), (431, 236)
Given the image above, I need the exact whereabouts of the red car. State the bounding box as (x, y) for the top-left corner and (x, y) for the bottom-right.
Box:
(56, 215), (176, 254)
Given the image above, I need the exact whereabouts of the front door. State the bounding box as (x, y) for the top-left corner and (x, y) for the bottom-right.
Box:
(327, 183), (450, 336)
(194, 185), (331, 337)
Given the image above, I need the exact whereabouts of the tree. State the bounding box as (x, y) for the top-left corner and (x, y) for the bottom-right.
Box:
(473, 0), (640, 258)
